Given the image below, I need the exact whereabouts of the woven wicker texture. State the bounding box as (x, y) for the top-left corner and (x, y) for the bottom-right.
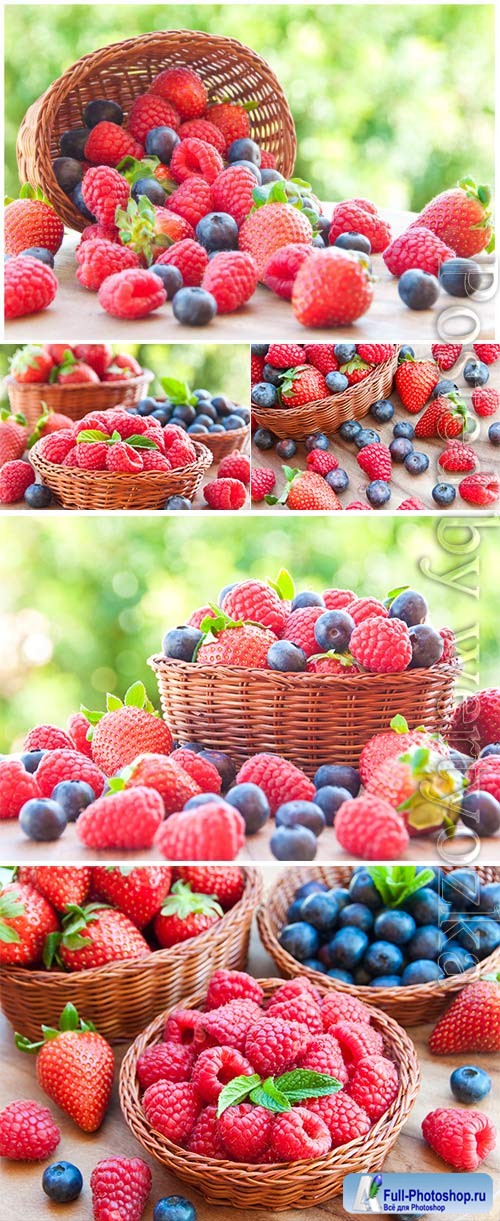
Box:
(202, 424), (250, 462)
(6, 370), (153, 430)
(0, 869), (261, 1043)
(119, 977), (420, 1209)
(17, 31), (297, 233)
(30, 437), (212, 510)
(258, 865), (500, 1026)
(251, 350), (399, 440)
(149, 655), (457, 771)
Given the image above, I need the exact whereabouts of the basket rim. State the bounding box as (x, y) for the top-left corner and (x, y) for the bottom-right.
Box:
(4, 369), (153, 394)
(252, 351), (399, 423)
(31, 436), (212, 482)
(119, 975), (420, 1177)
(257, 865), (500, 1007)
(149, 653), (459, 687)
(0, 867), (262, 991)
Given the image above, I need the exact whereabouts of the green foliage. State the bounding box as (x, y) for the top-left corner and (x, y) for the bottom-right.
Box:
(4, 5), (494, 210)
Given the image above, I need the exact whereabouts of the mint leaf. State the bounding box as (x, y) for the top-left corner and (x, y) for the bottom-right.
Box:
(276, 1069), (342, 1102)
(267, 568), (295, 601)
(217, 1073), (261, 1117)
(159, 376), (195, 406)
(76, 429), (110, 444)
(249, 1078), (291, 1112)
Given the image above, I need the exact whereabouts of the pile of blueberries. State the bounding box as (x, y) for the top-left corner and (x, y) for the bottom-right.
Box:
(278, 866), (500, 986)
(127, 389), (249, 437)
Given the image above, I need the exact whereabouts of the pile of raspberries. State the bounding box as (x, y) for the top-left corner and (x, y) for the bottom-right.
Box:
(34, 407), (200, 474)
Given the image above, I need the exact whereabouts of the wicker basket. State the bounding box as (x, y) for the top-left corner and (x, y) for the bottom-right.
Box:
(252, 350), (399, 440)
(202, 424), (250, 463)
(119, 977), (420, 1210)
(17, 31), (297, 233)
(257, 865), (500, 1026)
(149, 655), (457, 772)
(30, 437), (211, 510)
(0, 869), (261, 1043)
(5, 370), (153, 431)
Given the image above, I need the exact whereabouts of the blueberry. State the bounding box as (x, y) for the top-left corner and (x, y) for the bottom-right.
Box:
(172, 403), (196, 425)
(164, 496), (192, 510)
(355, 428), (380, 449)
(315, 764), (360, 796)
(294, 880), (328, 900)
(338, 902), (374, 934)
(235, 404), (250, 424)
(275, 442), (297, 466)
(271, 824), (318, 861)
(339, 419), (362, 441)
(481, 742), (500, 757)
(162, 625), (203, 661)
(137, 396), (159, 416)
(305, 432), (330, 452)
(53, 156), (83, 194)
(20, 750), (46, 773)
(227, 138), (261, 166)
(409, 888), (450, 925)
(370, 398), (394, 423)
(42, 1161), (83, 1203)
(479, 881), (500, 915)
(393, 420), (415, 439)
(51, 781), (95, 822)
(145, 125), (180, 163)
(401, 960), (444, 984)
(291, 591), (325, 610)
(278, 921), (320, 958)
(184, 792), (224, 809)
(286, 897), (308, 922)
(24, 483), (52, 508)
(262, 364), (283, 387)
(275, 799), (326, 837)
(152, 407), (171, 424)
(326, 468), (349, 493)
(301, 891), (340, 931)
(439, 257), (484, 297)
(442, 867), (479, 908)
(223, 414), (246, 431)
(326, 371), (349, 394)
(252, 383), (277, 408)
(327, 968), (354, 983)
(398, 269), (440, 309)
(334, 343), (357, 363)
(398, 345), (415, 361)
(196, 212), (239, 252)
(172, 287), (217, 325)
(132, 177), (166, 206)
(389, 589), (427, 627)
(209, 423), (225, 434)
(438, 944), (476, 976)
(194, 414), (214, 429)
(327, 927), (370, 969)
(19, 798), (66, 841)
(153, 1197), (197, 1221)
(464, 359), (489, 387)
(404, 451), (429, 475)
(366, 479), (391, 508)
(449, 748), (473, 774)
(71, 181), (96, 221)
(267, 641), (307, 672)
(370, 975), (402, 987)
(488, 422), (500, 445)
(364, 940), (404, 977)
(432, 482), (456, 507)
(60, 126), (91, 159)
(374, 910), (416, 945)
(314, 609), (354, 652)
(314, 785), (352, 826)
(304, 957), (327, 972)
(20, 247), (55, 267)
(458, 916), (500, 958)
(251, 344), (269, 357)
(409, 624), (444, 668)
(450, 1066), (492, 1105)
(84, 98), (123, 127)
(334, 232), (372, 254)
(330, 886), (351, 911)
(390, 437), (413, 462)
(348, 870), (381, 909)
(431, 378), (459, 399)
(261, 168), (284, 184)
(460, 786), (500, 835)
(407, 925), (447, 961)
(224, 781), (270, 834)
(198, 750), (237, 791)
(353, 966), (372, 985)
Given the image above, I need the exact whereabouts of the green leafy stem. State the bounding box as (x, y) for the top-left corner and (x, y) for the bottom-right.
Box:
(217, 1068), (341, 1117)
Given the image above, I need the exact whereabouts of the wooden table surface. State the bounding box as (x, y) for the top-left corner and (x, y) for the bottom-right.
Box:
(5, 208), (496, 344)
(1, 868), (499, 1221)
(252, 344), (500, 512)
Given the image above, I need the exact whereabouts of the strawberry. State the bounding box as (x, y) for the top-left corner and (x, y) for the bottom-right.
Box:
(16, 1003), (114, 1133)
(275, 466), (343, 510)
(9, 344), (54, 383)
(0, 409), (27, 465)
(279, 365), (328, 407)
(431, 343), (463, 371)
(429, 978), (500, 1054)
(292, 248), (373, 327)
(438, 442), (477, 473)
(239, 201), (313, 280)
(206, 102), (251, 150)
(0, 881), (59, 966)
(197, 618), (277, 667)
(357, 442), (392, 481)
(90, 1156), (152, 1221)
(367, 746), (464, 836)
(394, 354), (440, 412)
(251, 467), (275, 501)
(414, 392), (467, 440)
(45, 903), (151, 971)
(5, 186), (64, 256)
(103, 352), (142, 380)
(339, 356), (371, 385)
(116, 198), (193, 264)
(91, 865), (172, 928)
(472, 387), (500, 417)
(32, 867), (92, 911)
(85, 681), (172, 775)
(153, 880), (223, 947)
(177, 866), (245, 910)
(419, 177), (493, 257)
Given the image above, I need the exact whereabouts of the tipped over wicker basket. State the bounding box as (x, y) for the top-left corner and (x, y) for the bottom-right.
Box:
(202, 423), (250, 463)
(119, 977), (420, 1209)
(257, 865), (500, 1026)
(149, 655), (457, 771)
(30, 437), (211, 510)
(251, 349), (399, 440)
(6, 370), (153, 431)
(0, 869), (261, 1042)
(17, 30), (297, 233)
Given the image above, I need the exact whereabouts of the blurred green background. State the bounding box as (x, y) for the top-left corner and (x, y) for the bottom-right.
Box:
(5, 4), (494, 210)
(1, 516), (497, 751)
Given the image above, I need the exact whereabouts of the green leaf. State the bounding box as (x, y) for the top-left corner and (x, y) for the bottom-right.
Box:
(124, 681), (147, 709)
(79, 706), (102, 725)
(76, 429), (110, 444)
(106, 694), (123, 712)
(15, 1033), (44, 1054)
(385, 585), (410, 603)
(276, 1069), (342, 1102)
(42, 931), (61, 968)
(267, 567), (295, 601)
(390, 714), (409, 734)
(127, 435), (159, 450)
(367, 865), (435, 908)
(159, 376), (194, 405)
(0, 923), (22, 944)
(59, 1003), (79, 1032)
(249, 1079), (291, 1112)
(217, 1073), (261, 1117)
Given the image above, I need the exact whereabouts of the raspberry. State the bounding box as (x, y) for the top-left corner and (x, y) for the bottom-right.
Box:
(79, 222), (120, 244)
(84, 121), (137, 166)
(62, 447), (79, 467)
(422, 1108), (496, 1171)
(346, 501), (374, 510)
(398, 497), (425, 510)
(350, 615), (412, 672)
(348, 1055), (400, 1120)
(98, 269), (166, 318)
(304, 343), (339, 374)
(260, 149), (277, 169)
(127, 94), (180, 143)
(321, 993), (373, 1029)
(34, 747), (104, 798)
(106, 441), (143, 473)
(202, 251), (257, 313)
(266, 995), (323, 1035)
(0, 1099), (61, 1161)
(168, 178), (213, 228)
(151, 67), (207, 121)
(90, 1156), (152, 1221)
(23, 724), (73, 752)
(192, 1046), (254, 1104)
(236, 753), (315, 814)
(137, 1043), (195, 1090)
(206, 970), (264, 1011)
(473, 343), (500, 364)
(323, 588), (356, 610)
(438, 442), (478, 472)
(298, 1034), (349, 1084)
(449, 688), (500, 755)
(4, 255), (58, 320)
(335, 793), (410, 859)
(328, 201), (391, 253)
(467, 756), (500, 802)
(346, 596), (388, 625)
(245, 1017), (311, 1077)
(439, 626), (457, 664)
(76, 239), (140, 291)
(212, 165), (256, 225)
(141, 451), (171, 471)
(472, 387), (500, 417)
(357, 343), (396, 364)
(282, 606), (325, 657)
(218, 452), (250, 483)
(187, 1105), (227, 1157)
(458, 472), (500, 506)
(383, 226), (455, 276)
(76, 787), (164, 850)
(264, 243), (315, 299)
(206, 103), (250, 150)
(329, 1021), (384, 1068)
(357, 443), (392, 482)
(38, 430), (76, 463)
(219, 1102), (273, 1162)
(0, 761), (39, 819)
(154, 801), (246, 862)
(271, 1107), (331, 1161)
(188, 605), (215, 630)
(239, 203), (313, 280)
(171, 749), (222, 794)
(76, 441), (108, 470)
(156, 238), (209, 287)
(251, 467), (275, 501)
(170, 138), (224, 185)
(142, 1079), (201, 1145)
(222, 579), (288, 636)
(204, 478), (247, 509)
(306, 1092), (371, 1146)
(164, 1008), (205, 1046)
(431, 343), (463, 371)
(266, 343), (305, 369)
(306, 450), (340, 475)
(81, 166), (130, 229)
(201, 999), (262, 1054)
(179, 119), (225, 152)
(0, 460), (35, 503)
(251, 353), (265, 383)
